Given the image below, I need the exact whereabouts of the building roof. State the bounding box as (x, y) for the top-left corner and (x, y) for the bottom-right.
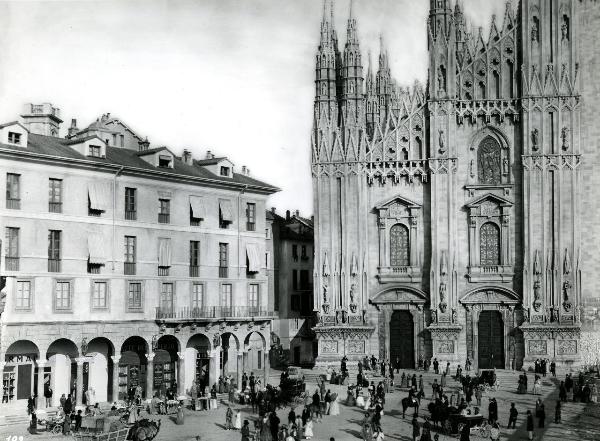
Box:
(267, 210), (314, 241)
(0, 133), (279, 194)
(194, 157), (228, 166)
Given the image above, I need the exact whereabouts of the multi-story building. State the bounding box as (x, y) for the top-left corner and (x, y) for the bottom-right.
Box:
(311, 0), (600, 370)
(0, 104), (278, 409)
(269, 209), (316, 367)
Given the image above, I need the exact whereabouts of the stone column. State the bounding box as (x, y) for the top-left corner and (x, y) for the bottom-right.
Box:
(146, 352), (155, 399)
(111, 355), (121, 403)
(177, 352), (186, 397)
(263, 349), (270, 385)
(37, 361), (47, 409)
(243, 348), (249, 373)
(75, 358), (85, 407)
(236, 351), (243, 389)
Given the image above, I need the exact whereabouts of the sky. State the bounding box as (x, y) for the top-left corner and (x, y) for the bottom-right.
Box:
(0, 0), (508, 215)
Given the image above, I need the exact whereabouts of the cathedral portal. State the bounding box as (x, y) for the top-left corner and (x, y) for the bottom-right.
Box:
(390, 310), (414, 369)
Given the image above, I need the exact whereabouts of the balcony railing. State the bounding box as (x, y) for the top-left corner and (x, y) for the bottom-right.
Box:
(5, 256), (19, 271)
(246, 222), (256, 231)
(156, 306), (275, 320)
(48, 259), (61, 272)
(125, 210), (137, 221)
(49, 202), (62, 213)
(189, 266), (199, 277)
(158, 266), (169, 276)
(6, 198), (20, 210)
(158, 213), (170, 224)
(190, 217), (201, 227)
(219, 266), (228, 278)
(124, 262), (136, 275)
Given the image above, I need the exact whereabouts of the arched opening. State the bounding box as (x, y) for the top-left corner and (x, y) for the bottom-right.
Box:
(480, 222), (501, 266)
(4, 340), (40, 402)
(186, 334), (211, 391)
(120, 336), (148, 400)
(244, 332), (266, 377)
(478, 311), (504, 369)
(390, 311), (414, 369)
(493, 71), (500, 99)
(86, 337), (115, 403)
(477, 136), (502, 185)
(47, 339), (79, 405)
(390, 224), (410, 267)
(478, 81), (486, 100)
(153, 335), (179, 397)
(507, 61), (514, 97)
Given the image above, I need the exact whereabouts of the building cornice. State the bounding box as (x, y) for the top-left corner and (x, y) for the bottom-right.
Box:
(0, 147), (279, 195)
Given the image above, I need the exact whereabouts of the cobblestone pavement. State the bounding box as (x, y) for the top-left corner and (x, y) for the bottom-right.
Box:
(2, 369), (599, 441)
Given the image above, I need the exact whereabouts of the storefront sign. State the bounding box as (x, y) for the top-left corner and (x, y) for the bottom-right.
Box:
(5, 354), (36, 363)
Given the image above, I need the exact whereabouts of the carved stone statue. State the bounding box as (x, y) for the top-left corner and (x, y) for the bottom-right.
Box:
(323, 285), (328, 304)
(451, 308), (457, 324)
(522, 308), (530, 323)
(469, 159), (475, 178)
(531, 20), (539, 42)
(503, 157), (509, 174)
(362, 309), (367, 324)
(437, 66), (446, 92)
(349, 283), (356, 304)
(561, 127), (570, 151)
(323, 303), (330, 314)
(561, 20), (569, 41)
(430, 308), (438, 324)
(350, 303), (357, 313)
(335, 310), (341, 324)
(563, 280), (572, 301)
(438, 130), (445, 154)
(439, 282), (447, 302)
(551, 308), (559, 322)
(533, 280), (541, 301)
(531, 128), (539, 151)
(213, 332), (221, 348)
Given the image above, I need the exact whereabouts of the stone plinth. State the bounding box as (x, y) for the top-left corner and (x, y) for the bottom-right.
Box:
(313, 324), (375, 368)
(520, 324), (582, 369)
(428, 324), (463, 369)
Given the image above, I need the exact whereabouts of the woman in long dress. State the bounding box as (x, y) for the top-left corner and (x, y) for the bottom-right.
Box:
(303, 417), (314, 440)
(363, 395), (371, 410)
(329, 393), (340, 416)
(261, 414), (273, 441)
(234, 410), (242, 430)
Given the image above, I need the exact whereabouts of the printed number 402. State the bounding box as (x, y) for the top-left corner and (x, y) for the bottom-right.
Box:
(6, 437), (24, 441)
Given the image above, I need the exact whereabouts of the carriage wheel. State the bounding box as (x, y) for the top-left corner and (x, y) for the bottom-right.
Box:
(480, 426), (491, 438)
(52, 424), (62, 434)
(457, 422), (465, 434)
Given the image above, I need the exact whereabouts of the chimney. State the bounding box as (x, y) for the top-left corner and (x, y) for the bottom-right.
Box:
(242, 166), (247, 175)
(182, 149), (193, 165)
(21, 103), (62, 137)
(206, 150), (215, 159)
(138, 137), (150, 152)
(67, 118), (79, 138)
(271, 207), (276, 213)
(286, 210), (290, 221)
(311, 215), (314, 223)
(295, 210), (300, 217)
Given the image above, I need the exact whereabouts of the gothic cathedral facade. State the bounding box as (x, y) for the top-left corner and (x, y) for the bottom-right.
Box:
(311, 0), (600, 370)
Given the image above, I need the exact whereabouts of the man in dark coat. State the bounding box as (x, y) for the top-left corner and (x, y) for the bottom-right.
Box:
(488, 398), (498, 424)
(269, 411), (280, 440)
(507, 402), (518, 428)
(312, 390), (322, 422)
(526, 410), (535, 440)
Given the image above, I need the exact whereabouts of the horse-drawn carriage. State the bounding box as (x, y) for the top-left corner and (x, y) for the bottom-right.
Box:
(446, 413), (491, 438)
(477, 369), (497, 392)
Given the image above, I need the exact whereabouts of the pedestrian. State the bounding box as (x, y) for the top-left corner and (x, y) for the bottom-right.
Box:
(74, 409), (83, 432)
(176, 404), (185, 425)
(537, 402), (545, 428)
(362, 421), (373, 441)
(27, 395), (35, 415)
(526, 410), (534, 440)
(433, 358), (439, 375)
(532, 375), (541, 395)
(507, 402), (518, 429)
(325, 389), (332, 415)
(459, 422), (470, 441)
(475, 386), (482, 406)
(28, 411), (37, 435)
(559, 381), (567, 402)
(234, 409), (242, 430)
(554, 400), (561, 423)
(241, 420), (251, 441)
(288, 407), (296, 426)
(226, 404), (233, 430)
(373, 425), (384, 441)
(64, 394), (73, 415)
(411, 416), (420, 441)
(488, 397), (498, 424)
(303, 417), (313, 440)
(44, 383), (53, 408)
(550, 360), (556, 377)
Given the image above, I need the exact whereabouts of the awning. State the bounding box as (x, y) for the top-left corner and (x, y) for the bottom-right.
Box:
(87, 234), (106, 265)
(190, 196), (206, 219)
(219, 199), (234, 222)
(246, 243), (261, 273)
(88, 182), (111, 212)
(158, 238), (172, 267)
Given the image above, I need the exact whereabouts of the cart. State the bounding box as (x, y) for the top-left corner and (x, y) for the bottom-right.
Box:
(447, 413), (491, 438)
(73, 427), (129, 441)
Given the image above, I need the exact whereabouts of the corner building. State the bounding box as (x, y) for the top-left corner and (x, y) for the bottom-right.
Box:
(0, 105), (278, 409)
(311, 0), (600, 370)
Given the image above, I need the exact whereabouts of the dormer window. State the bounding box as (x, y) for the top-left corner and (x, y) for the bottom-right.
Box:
(220, 166), (230, 177)
(158, 155), (172, 168)
(89, 145), (102, 158)
(8, 132), (21, 145)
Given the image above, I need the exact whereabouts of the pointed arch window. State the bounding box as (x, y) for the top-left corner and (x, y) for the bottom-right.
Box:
(390, 224), (410, 267)
(477, 136), (502, 185)
(480, 222), (500, 266)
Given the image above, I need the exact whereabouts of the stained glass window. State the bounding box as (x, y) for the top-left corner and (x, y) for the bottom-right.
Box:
(480, 222), (500, 265)
(478, 136), (502, 185)
(390, 224), (410, 267)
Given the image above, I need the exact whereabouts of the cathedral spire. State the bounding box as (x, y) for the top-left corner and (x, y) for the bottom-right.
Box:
(315, 0), (339, 124)
(341, 0), (364, 129)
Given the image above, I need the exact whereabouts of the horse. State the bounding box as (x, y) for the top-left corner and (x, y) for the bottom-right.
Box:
(401, 396), (419, 418)
(127, 419), (161, 441)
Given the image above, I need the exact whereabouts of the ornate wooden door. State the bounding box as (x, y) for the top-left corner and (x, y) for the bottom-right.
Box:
(478, 310), (504, 369)
(390, 310), (414, 368)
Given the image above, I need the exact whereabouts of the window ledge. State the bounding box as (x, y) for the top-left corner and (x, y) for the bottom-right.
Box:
(377, 266), (422, 283)
(467, 265), (514, 282)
